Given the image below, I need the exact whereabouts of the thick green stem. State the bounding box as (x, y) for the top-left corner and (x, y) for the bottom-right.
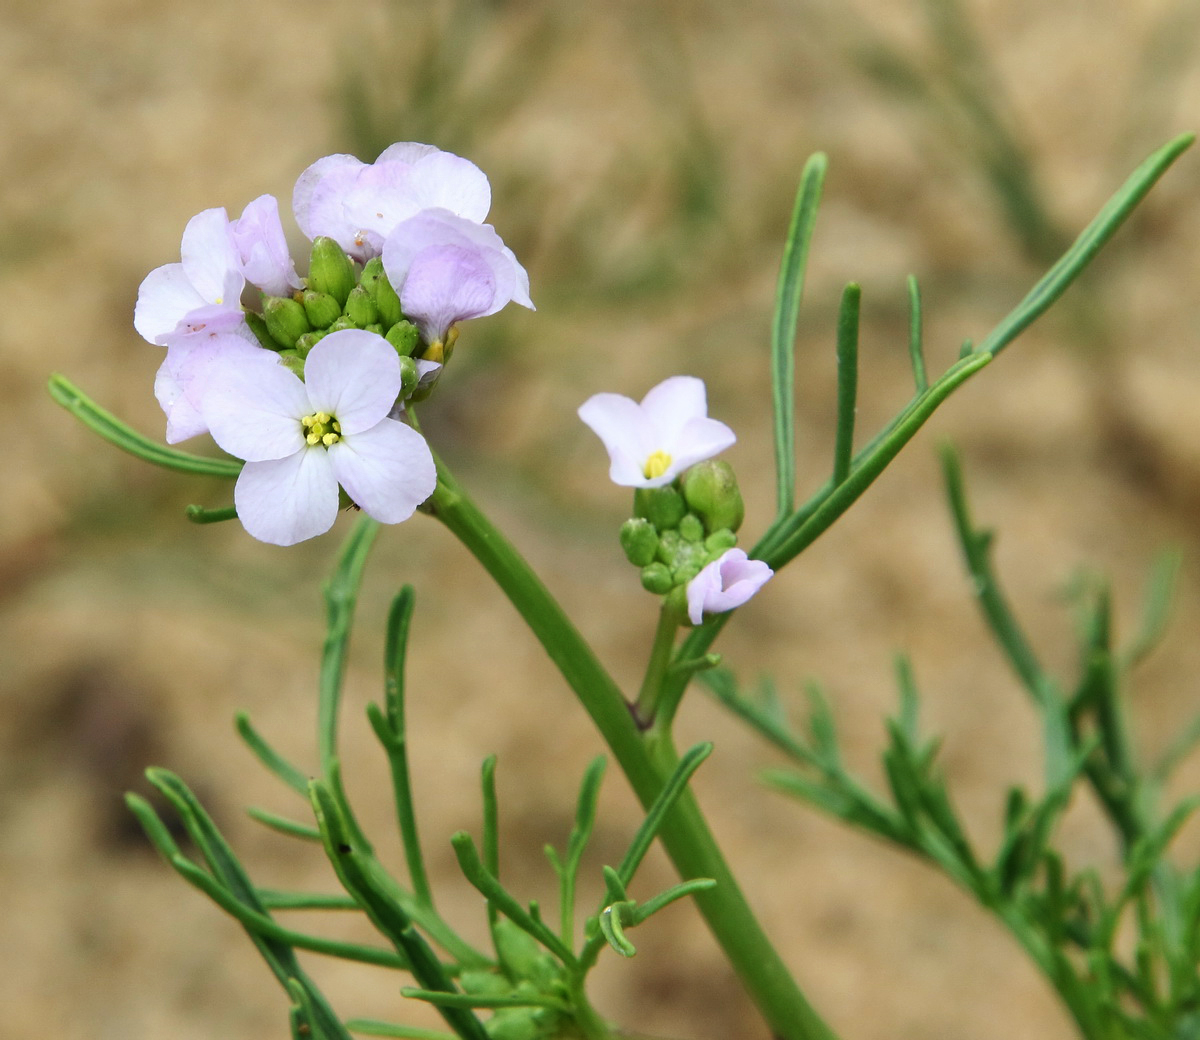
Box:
(634, 603), (682, 726)
(428, 460), (838, 1040)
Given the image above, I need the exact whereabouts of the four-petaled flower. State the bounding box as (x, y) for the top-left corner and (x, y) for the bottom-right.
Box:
(200, 330), (437, 546)
(293, 143), (491, 262)
(382, 209), (534, 346)
(577, 376), (736, 488)
(686, 548), (773, 624)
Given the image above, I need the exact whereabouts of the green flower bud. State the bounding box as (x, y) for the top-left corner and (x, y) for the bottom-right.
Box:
(308, 236), (356, 306)
(360, 257), (405, 327)
(293, 330), (327, 357)
(619, 518), (658, 566)
(486, 1008), (541, 1040)
(386, 320), (421, 357)
(243, 311), (278, 350)
(681, 460), (744, 533)
(398, 355), (420, 396)
(460, 969), (511, 998)
(633, 485), (687, 530)
(641, 561), (673, 595)
(276, 350), (305, 379)
(262, 295), (311, 350)
(493, 919), (543, 981)
(363, 322), (384, 335)
(328, 315), (356, 333)
(704, 529), (738, 554)
(301, 290), (342, 330)
(344, 284), (379, 327)
(678, 513), (705, 543)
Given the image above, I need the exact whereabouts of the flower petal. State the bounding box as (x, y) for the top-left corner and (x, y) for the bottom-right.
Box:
(232, 194), (301, 297)
(155, 329), (265, 443)
(329, 419), (436, 524)
(235, 449), (339, 546)
(134, 263), (205, 344)
(403, 150), (491, 222)
(577, 392), (658, 486)
(400, 245), (497, 342)
(641, 376), (709, 441)
(201, 351), (310, 461)
(302, 330), (403, 435)
(180, 207), (243, 306)
(686, 549), (773, 624)
(293, 153), (362, 245)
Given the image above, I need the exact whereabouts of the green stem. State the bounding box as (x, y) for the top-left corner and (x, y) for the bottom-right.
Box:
(427, 459), (838, 1040)
(634, 603), (682, 726)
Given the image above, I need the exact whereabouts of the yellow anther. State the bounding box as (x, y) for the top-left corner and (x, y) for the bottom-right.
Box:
(332, 421), (341, 433)
(322, 432), (339, 447)
(306, 432), (321, 445)
(643, 450), (672, 480)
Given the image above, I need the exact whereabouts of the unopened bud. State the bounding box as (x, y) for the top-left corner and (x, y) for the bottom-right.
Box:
(308, 236), (356, 305)
(633, 486), (687, 531)
(619, 518), (658, 566)
(386, 320), (421, 357)
(681, 460), (744, 533)
(294, 330), (326, 357)
(678, 514), (704, 543)
(398, 355), (419, 396)
(344, 284), (379, 327)
(360, 257), (405, 327)
(262, 295), (311, 349)
(276, 350), (305, 379)
(244, 311), (278, 350)
(704, 529), (738, 554)
(640, 562), (674, 595)
(302, 290), (342, 330)
(493, 920), (542, 980)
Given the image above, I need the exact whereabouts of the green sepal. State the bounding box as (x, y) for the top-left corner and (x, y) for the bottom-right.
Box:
(277, 351), (306, 379)
(640, 562), (673, 595)
(263, 295), (312, 349)
(682, 460), (744, 534)
(345, 284), (379, 326)
(619, 518), (659, 566)
(386, 320), (421, 357)
(399, 356), (420, 396)
(308, 236), (357, 306)
(704, 529), (737, 554)
(633, 485), (687, 530)
(302, 290), (343, 330)
(244, 310), (279, 350)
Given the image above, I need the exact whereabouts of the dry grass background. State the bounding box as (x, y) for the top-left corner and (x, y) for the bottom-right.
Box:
(4, 0), (1200, 1037)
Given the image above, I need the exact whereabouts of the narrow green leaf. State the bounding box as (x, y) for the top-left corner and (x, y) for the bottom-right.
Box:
(480, 755), (500, 880)
(630, 878), (717, 924)
(449, 831), (576, 966)
(614, 742), (713, 888)
(235, 712), (311, 796)
(145, 769), (351, 1039)
(170, 854), (409, 969)
(1121, 548), (1181, 670)
(559, 756), (607, 946)
(186, 504), (238, 524)
(125, 792), (183, 862)
(247, 806), (322, 842)
(832, 282), (861, 487)
(771, 153), (828, 519)
(257, 890), (360, 911)
(310, 782), (490, 1040)
(401, 988), (569, 1012)
(48, 374), (243, 478)
(345, 1021), (457, 1040)
(906, 275), (928, 393)
(976, 134), (1194, 357)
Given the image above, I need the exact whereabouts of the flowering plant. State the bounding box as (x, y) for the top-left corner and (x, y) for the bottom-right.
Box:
(50, 131), (1200, 1040)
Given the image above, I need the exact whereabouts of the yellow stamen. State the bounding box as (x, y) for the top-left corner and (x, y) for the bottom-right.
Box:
(300, 411), (341, 448)
(644, 450), (672, 480)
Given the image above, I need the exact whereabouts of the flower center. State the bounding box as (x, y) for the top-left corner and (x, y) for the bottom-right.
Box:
(643, 449), (672, 480)
(301, 411), (342, 448)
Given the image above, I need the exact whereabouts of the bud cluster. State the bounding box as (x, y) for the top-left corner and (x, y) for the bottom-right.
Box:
(460, 921), (566, 1039)
(620, 459), (745, 614)
(246, 237), (429, 392)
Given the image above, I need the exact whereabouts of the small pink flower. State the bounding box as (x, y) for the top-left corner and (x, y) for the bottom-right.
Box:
(686, 549), (773, 624)
(200, 330), (436, 546)
(578, 376), (736, 488)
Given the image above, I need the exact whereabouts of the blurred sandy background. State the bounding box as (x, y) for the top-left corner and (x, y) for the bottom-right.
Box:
(5, 0), (1200, 1037)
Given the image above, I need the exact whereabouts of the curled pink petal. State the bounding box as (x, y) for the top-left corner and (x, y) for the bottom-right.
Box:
(686, 549), (773, 624)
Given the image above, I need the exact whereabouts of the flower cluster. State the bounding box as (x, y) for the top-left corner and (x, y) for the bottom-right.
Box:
(134, 144), (533, 545)
(579, 377), (772, 623)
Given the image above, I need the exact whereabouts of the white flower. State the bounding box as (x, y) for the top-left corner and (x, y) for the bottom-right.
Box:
(686, 549), (773, 624)
(577, 376), (736, 488)
(200, 329), (436, 546)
